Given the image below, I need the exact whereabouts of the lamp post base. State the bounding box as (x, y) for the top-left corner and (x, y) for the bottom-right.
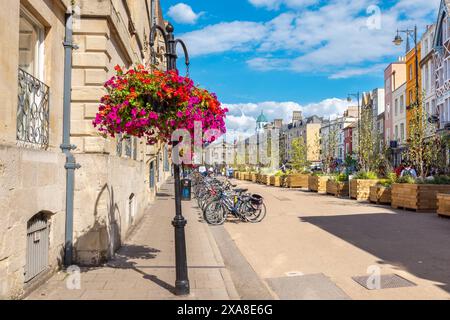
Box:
(175, 280), (190, 296)
(172, 216), (190, 296)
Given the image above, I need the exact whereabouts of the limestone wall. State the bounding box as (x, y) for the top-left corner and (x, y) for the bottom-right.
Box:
(0, 146), (66, 299)
(73, 154), (150, 265)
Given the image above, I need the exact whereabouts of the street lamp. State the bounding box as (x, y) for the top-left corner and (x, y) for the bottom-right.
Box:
(347, 92), (361, 166)
(150, 22), (190, 296)
(393, 26), (420, 106)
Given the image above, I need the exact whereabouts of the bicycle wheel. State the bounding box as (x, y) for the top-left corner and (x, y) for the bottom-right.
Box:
(204, 201), (227, 225)
(241, 201), (267, 223)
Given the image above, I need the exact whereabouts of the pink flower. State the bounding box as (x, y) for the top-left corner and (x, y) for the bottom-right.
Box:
(148, 112), (159, 120)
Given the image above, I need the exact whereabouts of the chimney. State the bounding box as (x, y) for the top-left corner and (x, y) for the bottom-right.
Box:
(273, 119), (283, 128)
(292, 111), (302, 122)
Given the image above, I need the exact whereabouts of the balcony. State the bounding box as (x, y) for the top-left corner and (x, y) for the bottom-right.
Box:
(16, 68), (50, 149)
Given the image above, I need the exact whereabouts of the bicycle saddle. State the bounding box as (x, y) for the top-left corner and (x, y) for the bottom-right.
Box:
(233, 188), (248, 193)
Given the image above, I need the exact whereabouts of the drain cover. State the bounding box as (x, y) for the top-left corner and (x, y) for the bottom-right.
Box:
(352, 274), (417, 290)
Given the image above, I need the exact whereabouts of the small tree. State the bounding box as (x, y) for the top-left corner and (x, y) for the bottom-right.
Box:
(322, 123), (339, 173)
(374, 140), (393, 177)
(407, 99), (444, 178)
(290, 137), (310, 172)
(344, 153), (358, 174)
(359, 105), (376, 172)
(311, 132), (321, 164)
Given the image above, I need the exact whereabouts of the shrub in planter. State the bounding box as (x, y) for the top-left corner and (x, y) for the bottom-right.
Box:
(286, 172), (310, 188)
(392, 175), (450, 212)
(326, 174), (349, 197)
(271, 171), (286, 187)
(350, 171), (379, 201)
(308, 173), (329, 193)
(369, 182), (392, 204)
(369, 173), (396, 204)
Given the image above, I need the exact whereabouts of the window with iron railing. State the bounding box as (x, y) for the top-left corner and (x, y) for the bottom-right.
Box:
(17, 9), (49, 149)
(17, 68), (49, 148)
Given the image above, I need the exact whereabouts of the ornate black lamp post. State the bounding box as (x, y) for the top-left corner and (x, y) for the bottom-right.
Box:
(393, 26), (420, 105)
(150, 22), (190, 296)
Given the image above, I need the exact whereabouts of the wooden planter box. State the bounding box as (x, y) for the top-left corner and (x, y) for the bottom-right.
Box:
(259, 174), (271, 186)
(350, 179), (380, 201)
(270, 176), (284, 187)
(308, 176), (329, 193)
(369, 186), (392, 204)
(391, 184), (450, 212)
(326, 180), (349, 197)
(437, 193), (450, 217)
(286, 174), (310, 188)
(251, 173), (257, 183)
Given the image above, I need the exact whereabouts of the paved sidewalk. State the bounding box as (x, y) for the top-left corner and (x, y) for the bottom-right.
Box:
(27, 179), (239, 300)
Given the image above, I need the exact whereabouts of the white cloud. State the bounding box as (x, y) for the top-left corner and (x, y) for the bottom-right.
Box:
(224, 98), (349, 136)
(329, 63), (387, 79)
(246, 57), (288, 71)
(248, 0), (318, 10)
(167, 3), (203, 25)
(181, 21), (267, 56)
(181, 0), (441, 78)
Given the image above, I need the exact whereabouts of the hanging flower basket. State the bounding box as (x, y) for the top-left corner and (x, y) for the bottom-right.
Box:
(93, 65), (228, 146)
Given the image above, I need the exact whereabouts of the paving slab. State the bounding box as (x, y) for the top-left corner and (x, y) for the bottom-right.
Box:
(266, 274), (351, 300)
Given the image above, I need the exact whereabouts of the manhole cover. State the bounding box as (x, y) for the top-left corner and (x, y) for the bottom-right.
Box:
(352, 274), (417, 290)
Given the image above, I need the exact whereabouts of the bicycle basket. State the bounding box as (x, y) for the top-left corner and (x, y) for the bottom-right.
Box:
(250, 194), (263, 208)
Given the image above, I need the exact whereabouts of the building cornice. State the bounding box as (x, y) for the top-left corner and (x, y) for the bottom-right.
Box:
(77, 0), (142, 64)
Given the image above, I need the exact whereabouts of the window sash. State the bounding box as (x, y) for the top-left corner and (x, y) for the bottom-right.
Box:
(19, 7), (45, 81)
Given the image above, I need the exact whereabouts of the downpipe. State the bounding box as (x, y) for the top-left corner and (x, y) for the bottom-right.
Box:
(61, 11), (80, 267)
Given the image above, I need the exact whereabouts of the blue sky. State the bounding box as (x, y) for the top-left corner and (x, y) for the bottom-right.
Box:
(161, 0), (441, 136)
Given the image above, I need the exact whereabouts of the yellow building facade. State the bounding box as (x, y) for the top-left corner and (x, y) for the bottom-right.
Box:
(405, 43), (422, 135)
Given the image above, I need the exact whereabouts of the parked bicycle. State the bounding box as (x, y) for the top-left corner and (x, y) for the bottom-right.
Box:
(192, 173), (266, 225)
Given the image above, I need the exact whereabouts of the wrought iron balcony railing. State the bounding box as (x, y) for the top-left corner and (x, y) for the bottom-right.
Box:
(17, 68), (50, 148)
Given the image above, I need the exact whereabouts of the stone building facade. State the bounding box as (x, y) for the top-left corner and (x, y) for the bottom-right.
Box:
(384, 60), (406, 145)
(0, 0), (170, 299)
(284, 113), (322, 165)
